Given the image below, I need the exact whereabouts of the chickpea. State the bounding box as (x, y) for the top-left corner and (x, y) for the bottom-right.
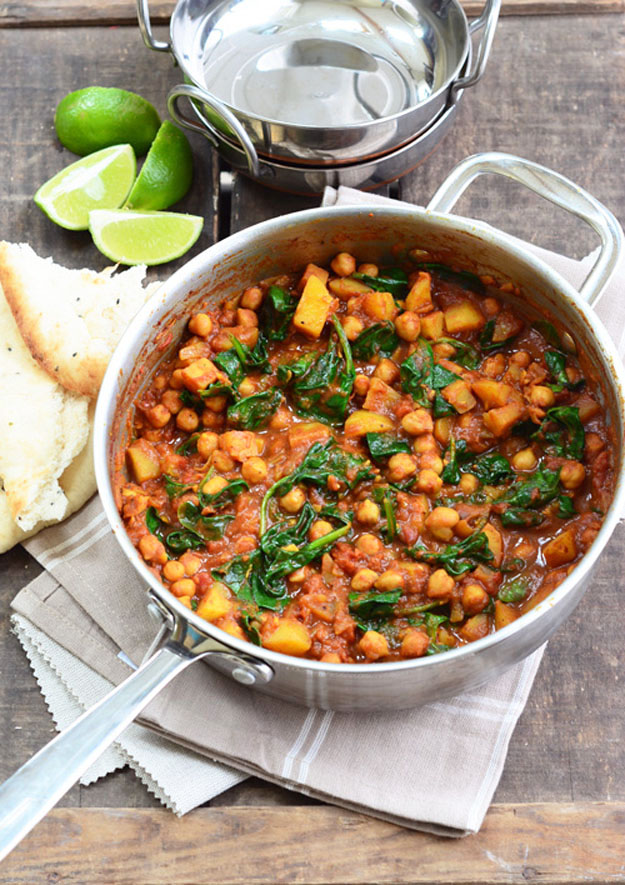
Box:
(356, 533), (384, 555)
(309, 519), (334, 541)
(176, 408), (199, 432)
(351, 568), (379, 591)
(241, 286), (263, 310)
(419, 452), (443, 475)
(201, 409), (222, 430)
(432, 342), (456, 360)
(413, 433), (438, 455)
(529, 385), (556, 408)
(359, 630), (389, 661)
(416, 468), (443, 497)
(138, 534), (167, 565)
(510, 350), (531, 368)
(161, 389), (182, 414)
(212, 450), (235, 472)
(153, 373), (167, 390)
(425, 507), (460, 542)
(560, 461), (586, 489)
(180, 552), (201, 576)
(269, 407), (291, 430)
(202, 475), (228, 496)
(163, 560), (185, 582)
(511, 447), (537, 471)
(342, 316), (364, 341)
(188, 313), (213, 338)
(401, 629), (429, 658)
(279, 486), (306, 514)
(482, 353), (506, 378)
(169, 369), (185, 390)
(236, 307), (259, 328)
(462, 583), (490, 614)
(197, 431), (219, 459)
(320, 652), (342, 663)
(354, 374), (370, 396)
(238, 377), (256, 397)
(459, 473), (479, 494)
(357, 263), (378, 276)
(375, 570), (405, 591)
(204, 395), (228, 413)
(373, 358), (399, 385)
(482, 297), (501, 316)
(387, 453), (417, 482)
(395, 310), (421, 342)
(331, 252), (356, 277)
(170, 578), (196, 597)
(356, 499), (380, 526)
(427, 568), (455, 599)
(146, 404), (171, 428)
(235, 535), (257, 554)
(241, 456), (268, 484)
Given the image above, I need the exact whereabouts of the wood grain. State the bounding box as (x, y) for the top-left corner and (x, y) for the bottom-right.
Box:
(0, 0), (622, 28)
(1, 803), (624, 884)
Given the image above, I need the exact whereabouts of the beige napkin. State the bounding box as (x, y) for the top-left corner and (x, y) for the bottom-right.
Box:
(10, 184), (624, 835)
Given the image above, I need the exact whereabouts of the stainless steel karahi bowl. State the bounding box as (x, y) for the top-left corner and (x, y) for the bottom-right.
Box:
(139, 0), (500, 167)
(0, 153), (622, 857)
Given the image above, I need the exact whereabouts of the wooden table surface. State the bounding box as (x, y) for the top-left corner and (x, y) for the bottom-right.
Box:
(1, 3), (624, 883)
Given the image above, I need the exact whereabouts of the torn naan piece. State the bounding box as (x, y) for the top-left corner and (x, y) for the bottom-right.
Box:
(0, 285), (90, 533)
(0, 242), (159, 398)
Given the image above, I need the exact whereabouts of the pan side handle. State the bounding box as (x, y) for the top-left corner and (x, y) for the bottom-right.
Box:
(136, 0), (170, 52)
(427, 151), (623, 306)
(450, 0), (501, 96)
(0, 640), (196, 861)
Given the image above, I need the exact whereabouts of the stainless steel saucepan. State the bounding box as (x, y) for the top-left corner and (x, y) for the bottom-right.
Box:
(140, 0), (501, 167)
(0, 152), (622, 859)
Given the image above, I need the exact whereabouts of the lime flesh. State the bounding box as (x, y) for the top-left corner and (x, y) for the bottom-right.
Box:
(34, 144), (136, 231)
(89, 209), (203, 266)
(126, 121), (193, 211)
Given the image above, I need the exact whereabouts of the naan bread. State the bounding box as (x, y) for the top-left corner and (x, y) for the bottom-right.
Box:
(0, 242), (160, 398)
(0, 283), (90, 534)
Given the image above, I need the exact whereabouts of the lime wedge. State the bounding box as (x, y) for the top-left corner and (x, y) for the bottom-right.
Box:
(125, 121), (193, 211)
(88, 209), (203, 266)
(34, 144), (136, 231)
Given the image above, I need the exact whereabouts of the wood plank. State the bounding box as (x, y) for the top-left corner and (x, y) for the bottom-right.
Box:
(1, 803), (625, 884)
(1, 0), (622, 29)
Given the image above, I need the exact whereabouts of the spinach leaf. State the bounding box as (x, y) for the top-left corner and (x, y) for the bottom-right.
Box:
(409, 529), (493, 576)
(534, 406), (585, 461)
(501, 465), (561, 510)
(276, 352), (316, 385)
(260, 501), (318, 560)
(178, 389), (204, 411)
(423, 612), (448, 640)
(214, 348), (245, 388)
(199, 381), (234, 401)
(400, 340), (459, 402)
(212, 550), (287, 611)
(479, 319), (517, 352)
(145, 506), (168, 544)
(260, 285), (297, 341)
(534, 321), (562, 350)
(365, 433), (411, 463)
(264, 522), (350, 586)
(240, 610), (263, 645)
(500, 507), (545, 528)
(198, 475), (248, 509)
(556, 495), (577, 518)
(437, 338), (481, 370)
(545, 351), (584, 394)
(432, 392), (456, 419)
(415, 263), (485, 294)
(227, 388), (283, 430)
(214, 334), (271, 387)
(498, 580), (528, 603)
(290, 316), (355, 425)
(349, 589), (402, 633)
(441, 437), (470, 485)
(164, 530), (205, 553)
(163, 474), (192, 499)
(351, 322), (399, 361)
(471, 454), (514, 486)
(175, 433), (201, 456)
(353, 268), (409, 299)
(371, 486), (397, 542)
(178, 501), (234, 541)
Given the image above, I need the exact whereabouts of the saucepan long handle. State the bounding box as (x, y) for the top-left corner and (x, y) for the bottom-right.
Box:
(427, 151), (623, 306)
(0, 642), (197, 861)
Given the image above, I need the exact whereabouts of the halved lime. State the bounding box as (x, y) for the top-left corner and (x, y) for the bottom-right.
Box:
(55, 87), (161, 157)
(34, 144), (136, 231)
(125, 121), (193, 211)
(89, 209), (203, 266)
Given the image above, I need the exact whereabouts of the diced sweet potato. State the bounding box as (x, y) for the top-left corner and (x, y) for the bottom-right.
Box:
(126, 439), (161, 483)
(444, 301), (485, 334)
(458, 613), (490, 642)
(494, 600), (518, 631)
(328, 277), (372, 299)
(293, 275), (336, 339)
(543, 530), (577, 568)
(483, 522), (503, 566)
(472, 380), (515, 409)
(288, 422), (332, 450)
(406, 272), (433, 313)
(344, 410), (394, 437)
(363, 377), (401, 414)
(492, 309), (523, 343)
(298, 263), (329, 292)
(482, 402), (525, 437)
(196, 583), (233, 622)
(441, 379), (477, 414)
(263, 619), (312, 656)
(218, 431), (259, 461)
(420, 310), (445, 339)
(362, 290), (398, 321)
(575, 392), (602, 422)
(180, 358), (225, 393)
(177, 338), (208, 365)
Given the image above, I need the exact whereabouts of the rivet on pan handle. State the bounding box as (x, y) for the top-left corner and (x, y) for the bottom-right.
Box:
(451, 0), (501, 96)
(136, 0), (170, 52)
(168, 84), (261, 178)
(427, 151), (623, 307)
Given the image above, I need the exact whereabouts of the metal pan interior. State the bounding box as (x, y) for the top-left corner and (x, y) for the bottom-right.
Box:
(173, 0), (469, 131)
